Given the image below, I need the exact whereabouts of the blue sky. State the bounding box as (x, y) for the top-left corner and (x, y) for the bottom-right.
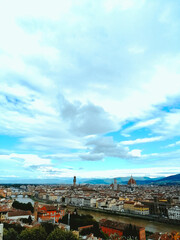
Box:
(0, 0), (180, 181)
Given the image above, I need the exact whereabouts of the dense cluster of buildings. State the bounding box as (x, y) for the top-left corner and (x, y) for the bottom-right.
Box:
(27, 176), (180, 221)
(0, 176), (179, 239)
(1, 176), (180, 222)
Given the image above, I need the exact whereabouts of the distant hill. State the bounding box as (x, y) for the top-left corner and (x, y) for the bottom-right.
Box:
(154, 173), (180, 185)
(0, 174), (179, 185)
(81, 176), (161, 185)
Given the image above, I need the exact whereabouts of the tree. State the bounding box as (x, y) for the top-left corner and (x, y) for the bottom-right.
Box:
(19, 226), (47, 240)
(123, 224), (139, 240)
(3, 228), (18, 240)
(3, 223), (24, 234)
(47, 228), (78, 240)
(12, 200), (34, 213)
(109, 233), (122, 240)
(59, 213), (95, 230)
(20, 215), (33, 225)
(41, 222), (57, 235)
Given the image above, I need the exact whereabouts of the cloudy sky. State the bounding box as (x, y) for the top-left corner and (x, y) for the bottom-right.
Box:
(0, 0), (180, 181)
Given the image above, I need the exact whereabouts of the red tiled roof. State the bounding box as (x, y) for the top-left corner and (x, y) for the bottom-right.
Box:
(99, 219), (143, 231)
(8, 210), (32, 217)
(78, 225), (93, 230)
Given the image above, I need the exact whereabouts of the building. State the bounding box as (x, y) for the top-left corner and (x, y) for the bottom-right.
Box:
(148, 231), (180, 240)
(84, 197), (96, 208)
(99, 219), (146, 240)
(128, 176), (137, 189)
(71, 196), (84, 206)
(114, 178), (118, 191)
(7, 210), (34, 221)
(0, 224), (3, 240)
(124, 201), (149, 215)
(168, 206), (180, 220)
(134, 203), (149, 215)
(73, 176), (76, 187)
(58, 223), (70, 231)
(38, 205), (65, 223)
(141, 197), (172, 216)
(0, 189), (6, 198)
(124, 201), (135, 212)
(0, 207), (10, 221)
(34, 202), (38, 221)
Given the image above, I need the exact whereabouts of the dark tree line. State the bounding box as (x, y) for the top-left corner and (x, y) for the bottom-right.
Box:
(59, 211), (107, 239)
(123, 224), (139, 240)
(12, 200), (34, 213)
(3, 223), (78, 240)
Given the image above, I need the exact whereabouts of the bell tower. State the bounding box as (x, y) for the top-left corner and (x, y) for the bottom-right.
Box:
(73, 176), (76, 187)
(34, 202), (39, 222)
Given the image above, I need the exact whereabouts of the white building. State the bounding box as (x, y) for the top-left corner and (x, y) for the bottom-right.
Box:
(0, 224), (3, 240)
(84, 198), (96, 208)
(7, 210), (34, 221)
(168, 206), (180, 220)
(111, 203), (124, 212)
(65, 196), (71, 204)
(71, 196), (84, 206)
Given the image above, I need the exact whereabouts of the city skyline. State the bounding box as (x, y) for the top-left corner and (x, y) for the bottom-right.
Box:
(0, 0), (180, 181)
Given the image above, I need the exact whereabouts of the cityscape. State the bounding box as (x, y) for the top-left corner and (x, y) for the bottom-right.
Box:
(1, 0), (180, 239)
(0, 174), (180, 239)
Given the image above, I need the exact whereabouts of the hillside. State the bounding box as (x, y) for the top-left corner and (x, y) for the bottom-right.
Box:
(154, 173), (180, 185)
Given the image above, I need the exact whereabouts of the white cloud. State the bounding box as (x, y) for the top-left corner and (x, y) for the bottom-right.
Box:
(0, 153), (52, 168)
(84, 136), (141, 160)
(167, 140), (180, 148)
(148, 110), (180, 138)
(0, 175), (19, 178)
(128, 149), (142, 157)
(40, 166), (180, 179)
(123, 118), (161, 133)
(0, 0), (180, 178)
(121, 136), (163, 145)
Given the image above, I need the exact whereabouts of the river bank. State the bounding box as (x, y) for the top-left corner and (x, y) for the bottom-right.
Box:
(72, 205), (180, 226)
(67, 205), (180, 233)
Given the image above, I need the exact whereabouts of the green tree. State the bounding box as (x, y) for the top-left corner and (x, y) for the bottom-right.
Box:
(3, 228), (18, 240)
(3, 223), (24, 234)
(65, 231), (78, 240)
(47, 228), (78, 240)
(41, 222), (57, 235)
(123, 224), (139, 240)
(59, 213), (95, 230)
(19, 226), (47, 240)
(12, 200), (34, 213)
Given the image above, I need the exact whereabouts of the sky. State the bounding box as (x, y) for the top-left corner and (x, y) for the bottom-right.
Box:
(0, 0), (180, 181)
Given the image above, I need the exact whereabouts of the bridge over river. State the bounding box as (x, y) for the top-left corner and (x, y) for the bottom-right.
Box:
(11, 192), (33, 198)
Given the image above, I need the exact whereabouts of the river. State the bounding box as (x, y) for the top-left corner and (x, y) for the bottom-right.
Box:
(70, 208), (180, 233)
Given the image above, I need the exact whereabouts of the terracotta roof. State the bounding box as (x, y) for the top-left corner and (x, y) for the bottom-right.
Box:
(99, 219), (143, 231)
(8, 210), (32, 217)
(40, 205), (57, 211)
(0, 207), (12, 213)
(128, 176), (136, 185)
(78, 225), (93, 231)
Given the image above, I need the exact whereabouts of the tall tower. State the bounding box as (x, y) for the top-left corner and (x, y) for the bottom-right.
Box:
(114, 178), (117, 191)
(34, 202), (39, 222)
(73, 176), (76, 187)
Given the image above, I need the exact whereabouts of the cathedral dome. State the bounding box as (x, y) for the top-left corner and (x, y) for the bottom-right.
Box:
(128, 176), (136, 185)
